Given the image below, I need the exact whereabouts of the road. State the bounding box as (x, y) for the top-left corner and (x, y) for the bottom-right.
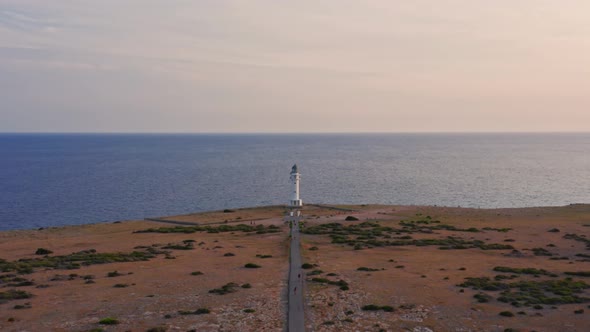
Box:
(288, 221), (305, 332)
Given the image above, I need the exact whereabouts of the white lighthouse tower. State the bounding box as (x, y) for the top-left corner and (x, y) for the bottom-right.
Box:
(289, 164), (303, 207)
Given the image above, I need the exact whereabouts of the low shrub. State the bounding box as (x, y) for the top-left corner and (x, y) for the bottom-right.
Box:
(301, 263), (313, 269)
(244, 263), (261, 268)
(499, 311), (514, 317)
(224, 253), (235, 257)
(146, 327), (167, 332)
(107, 271), (122, 278)
(98, 317), (119, 325)
(243, 308), (255, 313)
(35, 248), (53, 255)
(345, 216), (359, 221)
(0, 290), (33, 303)
(190, 271), (203, 276)
(209, 282), (239, 295)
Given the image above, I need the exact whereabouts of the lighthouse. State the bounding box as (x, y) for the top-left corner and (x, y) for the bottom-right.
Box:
(289, 164), (303, 207)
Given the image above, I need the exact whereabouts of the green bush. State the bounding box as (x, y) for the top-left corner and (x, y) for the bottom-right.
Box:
(224, 253), (235, 257)
(244, 263), (261, 268)
(345, 216), (359, 221)
(301, 263), (313, 269)
(243, 308), (255, 313)
(98, 317), (119, 325)
(190, 271), (203, 276)
(499, 311), (514, 317)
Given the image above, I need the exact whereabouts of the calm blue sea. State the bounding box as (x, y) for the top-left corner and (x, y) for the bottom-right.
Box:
(0, 133), (589, 230)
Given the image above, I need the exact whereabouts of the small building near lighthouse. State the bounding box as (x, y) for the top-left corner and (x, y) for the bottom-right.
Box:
(289, 164), (303, 207)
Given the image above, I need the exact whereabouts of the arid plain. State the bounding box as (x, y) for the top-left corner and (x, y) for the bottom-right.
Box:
(1, 204), (590, 332)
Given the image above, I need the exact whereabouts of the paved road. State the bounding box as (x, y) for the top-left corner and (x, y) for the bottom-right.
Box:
(288, 221), (305, 332)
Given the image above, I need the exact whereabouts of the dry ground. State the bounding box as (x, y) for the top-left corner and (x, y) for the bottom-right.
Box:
(1, 204), (590, 332)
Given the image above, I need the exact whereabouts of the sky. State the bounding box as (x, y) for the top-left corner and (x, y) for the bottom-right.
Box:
(1, 1), (589, 133)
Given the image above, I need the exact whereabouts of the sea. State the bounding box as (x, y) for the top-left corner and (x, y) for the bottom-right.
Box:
(0, 133), (589, 231)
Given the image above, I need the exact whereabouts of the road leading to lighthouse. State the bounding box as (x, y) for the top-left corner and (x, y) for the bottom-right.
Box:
(288, 221), (305, 332)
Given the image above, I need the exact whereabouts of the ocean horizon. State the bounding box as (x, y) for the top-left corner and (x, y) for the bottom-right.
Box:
(1, 132), (589, 231)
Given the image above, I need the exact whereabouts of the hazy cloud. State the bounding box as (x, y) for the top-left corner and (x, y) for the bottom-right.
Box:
(1, 0), (589, 132)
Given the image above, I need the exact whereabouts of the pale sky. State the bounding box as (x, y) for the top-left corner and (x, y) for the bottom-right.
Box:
(1, 0), (589, 133)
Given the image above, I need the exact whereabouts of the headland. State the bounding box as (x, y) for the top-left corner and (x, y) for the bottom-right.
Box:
(1, 204), (590, 331)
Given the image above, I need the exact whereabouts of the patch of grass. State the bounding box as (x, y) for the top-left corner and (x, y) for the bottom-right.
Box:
(134, 224), (281, 235)
(563, 233), (590, 249)
(190, 271), (203, 276)
(345, 216), (359, 221)
(13, 302), (31, 309)
(531, 248), (553, 256)
(162, 242), (194, 250)
(98, 317), (119, 325)
(309, 246), (319, 251)
(113, 283), (129, 288)
(0, 289), (33, 303)
(146, 327), (167, 332)
(564, 271), (590, 277)
(493, 266), (555, 276)
(307, 269), (323, 276)
(244, 263), (261, 268)
(255, 254), (272, 258)
(241, 283), (252, 288)
(179, 308), (210, 315)
(301, 263), (313, 269)
(482, 227), (512, 232)
(243, 308), (255, 313)
(223, 253), (235, 257)
(474, 293), (493, 303)
(460, 277), (590, 307)
(0, 249), (158, 275)
(357, 267), (380, 272)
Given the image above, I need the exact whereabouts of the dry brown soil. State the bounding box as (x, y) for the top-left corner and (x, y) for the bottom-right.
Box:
(1, 204), (590, 332)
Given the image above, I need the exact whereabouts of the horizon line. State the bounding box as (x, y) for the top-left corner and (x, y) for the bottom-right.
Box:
(1, 131), (589, 135)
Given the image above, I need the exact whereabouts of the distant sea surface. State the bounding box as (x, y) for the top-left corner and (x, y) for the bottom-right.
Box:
(1, 133), (589, 230)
